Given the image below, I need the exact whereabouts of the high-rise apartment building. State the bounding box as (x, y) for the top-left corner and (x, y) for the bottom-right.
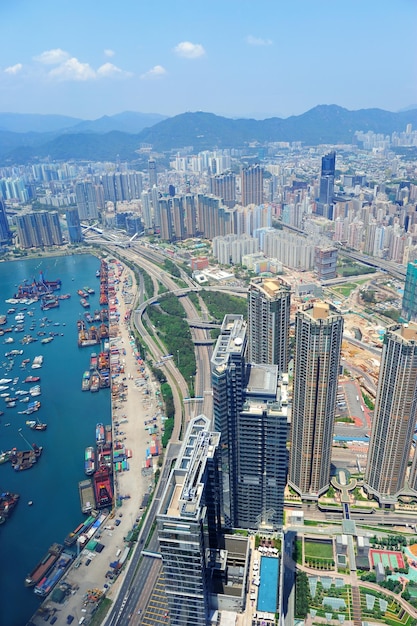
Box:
(0, 198), (12, 246)
(241, 165), (264, 206)
(402, 260), (417, 322)
(289, 301), (343, 499)
(171, 196), (186, 241)
(364, 323), (417, 506)
(209, 172), (236, 208)
(75, 182), (100, 220)
(247, 277), (291, 374)
(184, 194), (197, 237)
(211, 314), (287, 529)
(15, 211), (63, 249)
(159, 198), (174, 241)
(65, 208), (82, 243)
(157, 415), (222, 626)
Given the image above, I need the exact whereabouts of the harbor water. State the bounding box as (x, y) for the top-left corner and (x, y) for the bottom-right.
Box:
(0, 254), (111, 626)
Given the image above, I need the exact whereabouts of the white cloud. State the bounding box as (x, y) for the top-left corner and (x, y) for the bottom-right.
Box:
(34, 48), (70, 65)
(4, 63), (23, 75)
(48, 57), (96, 81)
(174, 41), (205, 59)
(246, 35), (273, 46)
(97, 63), (132, 78)
(140, 65), (167, 80)
(104, 49), (115, 58)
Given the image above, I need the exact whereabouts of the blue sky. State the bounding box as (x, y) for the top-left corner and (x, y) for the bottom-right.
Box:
(1, 0), (416, 120)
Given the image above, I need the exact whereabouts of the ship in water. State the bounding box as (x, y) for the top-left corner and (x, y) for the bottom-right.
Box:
(81, 370), (90, 391)
(10, 444), (42, 471)
(90, 371), (100, 393)
(25, 543), (63, 587)
(26, 418), (47, 431)
(14, 274), (62, 300)
(95, 423), (105, 445)
(40, 294), (59, 311)
(24, 375), (40, 383)
(34, 552), (74, 596)
(84, 446), (95, 475)
(64, 514), (96, 546)
(78, 479), (96, 514)
(0, 491), (19, 524)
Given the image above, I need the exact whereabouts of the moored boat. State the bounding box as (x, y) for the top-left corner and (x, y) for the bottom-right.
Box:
(25, 543), (63, 587)
(84, 446), (95, 475)
(81, 370), (90, 391)
(34, 552), (74, 596)
(24, 376), (40, 383)
(95, 422), (105, 445)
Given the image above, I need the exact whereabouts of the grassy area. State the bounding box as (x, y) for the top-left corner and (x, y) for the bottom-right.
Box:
(89, 597), (112, 625)
(332, 283), (360, 297)
(359, 587), (416, 625)
(305, 540), (334, 559)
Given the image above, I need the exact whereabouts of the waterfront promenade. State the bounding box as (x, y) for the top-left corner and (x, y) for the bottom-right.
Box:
(29, 257), (162, 625)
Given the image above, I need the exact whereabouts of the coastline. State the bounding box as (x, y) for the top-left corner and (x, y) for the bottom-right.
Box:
(28, 255), (163, 625)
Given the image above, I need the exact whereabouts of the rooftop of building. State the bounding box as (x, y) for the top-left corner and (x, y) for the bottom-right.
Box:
(299, 300), (342, 321)
(388, 321), (417, 343)
(211, 315), (246, 372)
(158, 415), (220, 522)
(250, 276), (290, 297)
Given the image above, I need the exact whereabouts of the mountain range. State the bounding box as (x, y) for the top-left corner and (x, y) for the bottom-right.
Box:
(0, 105), (416, 164)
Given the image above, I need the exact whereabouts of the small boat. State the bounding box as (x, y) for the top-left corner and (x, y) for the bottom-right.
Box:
(26, 419), (47, 431)
(24, 376), (40, 383)
(84, 447), (95, 475)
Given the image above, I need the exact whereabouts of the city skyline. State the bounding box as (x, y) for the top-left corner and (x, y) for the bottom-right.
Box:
(0, 1), (416, 119)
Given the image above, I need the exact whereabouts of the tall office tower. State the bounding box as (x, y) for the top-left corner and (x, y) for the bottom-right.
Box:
(209, 171), (236, 208)
(157, 415), (222, 626)
(316, 151), (336, 219)
(140, 190), (153, 230)
(314, 246), (338, 280)
(289, 302), (343, 500)
(75, 182), (99, 220)
(171, 196), (186, 241)
(247, 277), (291, 374)
(402, 261), (417, 322)
(148, 158), (157, 187)
(0, 198), (11, 246)
(159, 198), (174, 241)
(151, 186), (161, 229)
(364, 323), (417, 506)
(237, 367), (288, 530)
(241, 165), (264, 206)
(211, 315), (247, 527)
(184, 194), (197, 237)
(66, 208), (83, 243)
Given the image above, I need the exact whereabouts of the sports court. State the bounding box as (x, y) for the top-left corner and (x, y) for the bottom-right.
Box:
(369, 549), (405, 570)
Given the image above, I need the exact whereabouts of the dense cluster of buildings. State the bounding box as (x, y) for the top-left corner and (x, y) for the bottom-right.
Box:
(154, 272), (417, 623)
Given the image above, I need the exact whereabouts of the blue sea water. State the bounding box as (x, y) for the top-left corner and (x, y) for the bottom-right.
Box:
(0, 254), (111, 626)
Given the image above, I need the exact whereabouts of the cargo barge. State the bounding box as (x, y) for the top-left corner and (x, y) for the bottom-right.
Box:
(34, 552), (74, 596)
(64, 514), (96, 546)
(25, 543), (63, 587)
(84, 447), (95, 475)
(78, 479), (96, 514)
(0, 491), (19, 524)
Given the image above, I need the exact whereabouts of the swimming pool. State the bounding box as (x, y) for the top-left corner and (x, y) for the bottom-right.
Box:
(257, 556), (279, 613)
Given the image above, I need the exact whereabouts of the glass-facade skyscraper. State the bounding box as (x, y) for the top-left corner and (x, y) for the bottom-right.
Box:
(402, 260), (417, 322)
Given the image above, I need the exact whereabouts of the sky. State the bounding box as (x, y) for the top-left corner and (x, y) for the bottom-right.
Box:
(0, 0), (416, 121)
